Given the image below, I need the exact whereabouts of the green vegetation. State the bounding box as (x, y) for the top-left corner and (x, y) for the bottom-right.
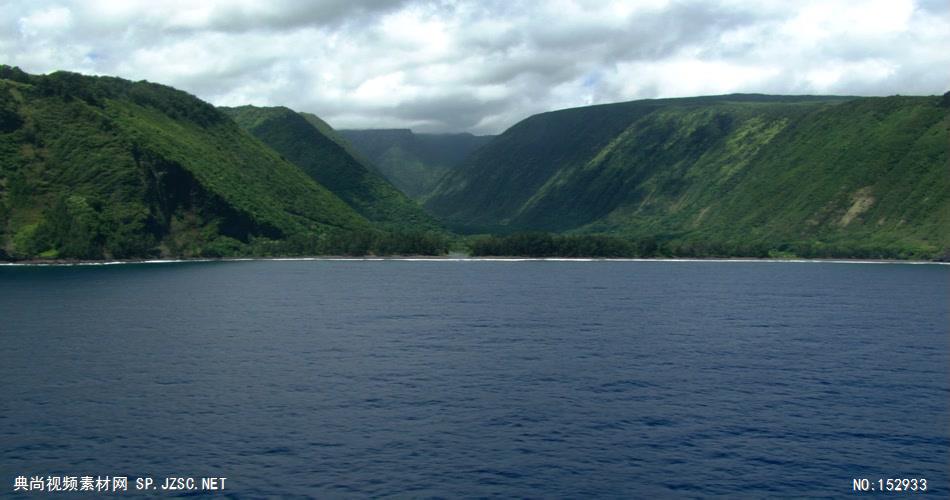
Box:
(0, 67), (446, 260)
(467, 233), (644, 258)
(427, 94), (950, 260)
(463, 231), (924, 260)
(297, 112), (373, 164)
(242, 228), (450, 257)
(2, 65), (945, 262)
(339, 129), (493, 199)
(221, 105), (440, 232)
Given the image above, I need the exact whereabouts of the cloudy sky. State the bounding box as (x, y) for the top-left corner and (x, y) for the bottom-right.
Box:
(2, 0), (948, 134)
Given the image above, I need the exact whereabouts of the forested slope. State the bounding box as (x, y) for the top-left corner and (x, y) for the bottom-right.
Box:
(340, 128), (492, 199)
(427, 94), (949, 258)
(222, 106), (440, 232)
(0, 67), (372, 259)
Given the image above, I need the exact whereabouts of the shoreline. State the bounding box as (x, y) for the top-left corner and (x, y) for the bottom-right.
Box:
(2, 255), (948, 267)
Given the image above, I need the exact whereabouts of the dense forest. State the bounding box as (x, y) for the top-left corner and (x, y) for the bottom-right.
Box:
(0, 67), (446, 260)
(2, 66), (947, 261)
(426, 94), (950, 260)
(221, 105), (440, 232)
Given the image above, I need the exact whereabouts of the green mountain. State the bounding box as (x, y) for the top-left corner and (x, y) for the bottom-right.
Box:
(297, 112), (370, 163)
(426, 94), (950, 259)
(220, 106), (440, 232)
(0, 66), (377, 260)
(339, 128), (493, 199)
(3, 65), (945, 261)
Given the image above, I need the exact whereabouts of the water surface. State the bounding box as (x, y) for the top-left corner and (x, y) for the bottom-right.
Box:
(1, 260), (947, 497)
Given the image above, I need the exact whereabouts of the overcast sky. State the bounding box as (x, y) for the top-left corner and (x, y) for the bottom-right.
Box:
(2, 0), (948, 134)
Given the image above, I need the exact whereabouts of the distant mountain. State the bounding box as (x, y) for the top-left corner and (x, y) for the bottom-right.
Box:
(4, 65), (945, 261)
(339, 128), (493, 199)
(0, 66), (375, 260)
(297, 112), (373, 166)
(221, 106), (440, 232)
(426, 94), (950, 259)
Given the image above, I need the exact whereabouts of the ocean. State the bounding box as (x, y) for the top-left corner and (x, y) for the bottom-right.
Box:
(1, 259), (947, 497)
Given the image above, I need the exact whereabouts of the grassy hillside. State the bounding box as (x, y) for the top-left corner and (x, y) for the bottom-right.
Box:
(221, 106), (440, 232)
(339, 128), (493, 199)
(426, 94), (949, 259)
(0, 66), (379, 259)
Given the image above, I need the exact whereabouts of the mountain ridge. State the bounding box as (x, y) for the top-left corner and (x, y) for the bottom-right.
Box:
(220, 105), (441, 232)
(339, 128), (493, 199)
(2, 65), (945, 260)
(0, 67), (447, 260)
(426, 93), (949, 259)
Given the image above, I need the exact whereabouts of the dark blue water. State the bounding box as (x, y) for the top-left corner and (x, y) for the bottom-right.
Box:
(1, 260), (947, 498)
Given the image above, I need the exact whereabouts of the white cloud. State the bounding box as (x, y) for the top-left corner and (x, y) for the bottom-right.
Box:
(1, 0), (948, 134)
(17, 5), (72, 37)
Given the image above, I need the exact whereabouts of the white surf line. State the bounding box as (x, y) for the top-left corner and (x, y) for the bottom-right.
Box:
(0, 259), (216, 267)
